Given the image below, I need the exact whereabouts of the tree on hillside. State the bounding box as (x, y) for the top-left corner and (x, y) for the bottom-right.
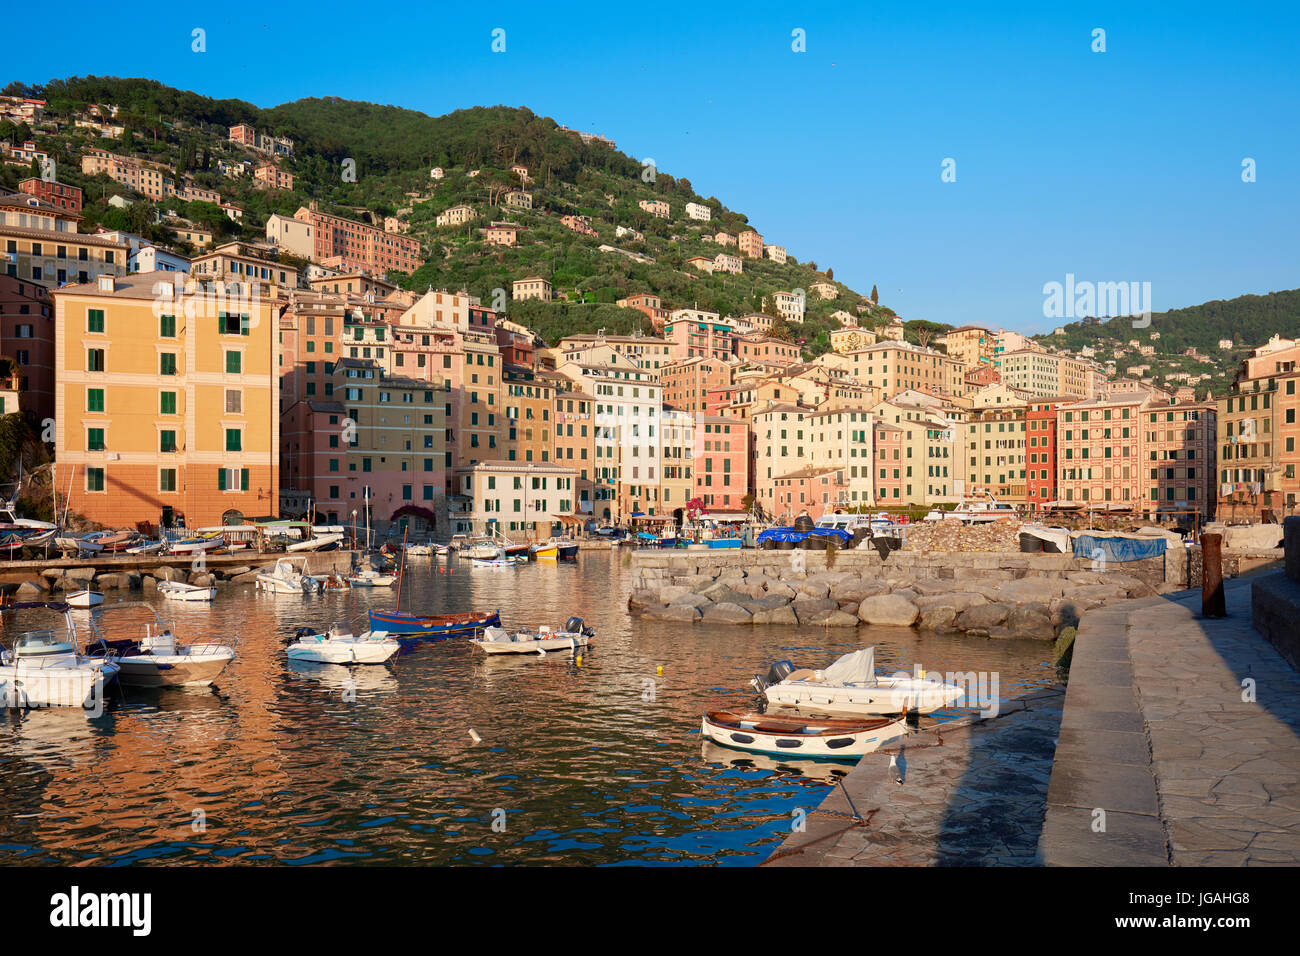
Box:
(826, 268), (833, 280)
(871, 284), (879, 304)
(768, 317), (796, 343)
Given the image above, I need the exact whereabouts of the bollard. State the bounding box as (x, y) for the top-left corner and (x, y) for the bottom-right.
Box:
(1201, 532), (1226, 617)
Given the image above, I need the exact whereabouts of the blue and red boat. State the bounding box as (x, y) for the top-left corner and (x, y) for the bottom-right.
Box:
(367, 608), (500, 639)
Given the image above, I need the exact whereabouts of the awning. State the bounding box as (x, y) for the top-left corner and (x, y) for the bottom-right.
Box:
(554, 514), (582, 526)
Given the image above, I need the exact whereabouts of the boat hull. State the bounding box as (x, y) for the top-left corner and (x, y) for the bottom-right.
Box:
(1, 662), (118, 708)
(701, 711), (907, 760)
(367, 610), (499, 639)
(287, 640), (400, 665)
(473, 633), (591, 655)
(116, 650), (234, 688)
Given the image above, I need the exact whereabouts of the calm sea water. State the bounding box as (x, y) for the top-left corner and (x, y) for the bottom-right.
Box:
(0, 551), (1057, 866)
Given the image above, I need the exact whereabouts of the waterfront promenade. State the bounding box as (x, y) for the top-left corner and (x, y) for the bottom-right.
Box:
(766, 572), (1300, 866)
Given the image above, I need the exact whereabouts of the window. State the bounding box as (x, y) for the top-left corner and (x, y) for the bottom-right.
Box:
(160, 469), (177, 492)
(160, 430), (177, 453)
(87, 428), (106, 451)
(87, 308), (104, 333)
(87, 388), (104, 413)
(225, 429), (242, 452)
(226, 351), (241, 374)
(220, 312), (249, 335)
(217, 468), (249, 491)
(225, 390), (242, 414)
(160, 353), (177, 375)
(87, 348), (105, 372)
(159, 313), (176, 337)
(86, 467), (105, 492)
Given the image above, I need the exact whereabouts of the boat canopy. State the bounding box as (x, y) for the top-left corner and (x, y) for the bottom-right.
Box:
(820, 647), (876, 685)
(757, 527), (853, 544)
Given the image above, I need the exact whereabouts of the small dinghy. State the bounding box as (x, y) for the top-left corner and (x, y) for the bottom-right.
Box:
(753, 647), (965, 716)
(66, 589), (104, 609)
(286, 623), (400, 665)
(472, 617), (594, 655)
(700, 710), (908, 760)
(158, 581), (217, 602)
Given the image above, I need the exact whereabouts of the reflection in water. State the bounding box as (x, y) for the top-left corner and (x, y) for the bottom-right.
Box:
(0, 553), (1057, 865)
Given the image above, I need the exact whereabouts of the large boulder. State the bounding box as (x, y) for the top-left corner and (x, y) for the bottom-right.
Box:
(658, 584), (694, 605)
(804, 608), (860, 628)
(919, 605), (959, 631)
(857, 593), (919, 627)
(753, 606), (799, 625)
(1005, 603), (1055, 640)
(794, 580), (831, 600)
(957, 602), (1013, 630)
(703, 602), (754, 625)
(64, 567), (96, 585)
(831, 580), (889, 603)
(765, 581), (798, 600)
(669, 592), (713, 609)
(152, 566), (188, 583)
(628, 589), (660, 610)
(15, 579), (46, 598)
(96, 573), (131, 590)
(231, 570), (262, 584)
(189, 572), (216, 587)
(751, 593), (794, 610)
(914, 591), (986, 614)
(647, 604), (701, 623)
(988, 579), (1062, 605)
(792, 597), (838, 620)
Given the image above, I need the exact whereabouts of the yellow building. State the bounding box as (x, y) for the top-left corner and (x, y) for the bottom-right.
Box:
(844, 341), (964, 399)
(965, 406), (1028, 506)
(53, 273), (280, 529)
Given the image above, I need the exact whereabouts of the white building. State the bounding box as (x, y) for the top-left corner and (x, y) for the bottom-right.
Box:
(684, 202), (712, 221)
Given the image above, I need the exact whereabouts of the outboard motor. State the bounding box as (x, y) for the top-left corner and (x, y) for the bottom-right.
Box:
(750, 659), (797, 694)
(294, 626), (315, 641)
(565, 616), (587, 636)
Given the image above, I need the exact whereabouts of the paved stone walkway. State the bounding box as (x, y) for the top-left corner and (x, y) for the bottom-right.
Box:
(763, 689), (1065, 867)
(1042, 575), (1300, 865)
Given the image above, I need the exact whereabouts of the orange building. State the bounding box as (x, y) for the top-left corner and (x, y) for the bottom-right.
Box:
(53, 273), (280, 530)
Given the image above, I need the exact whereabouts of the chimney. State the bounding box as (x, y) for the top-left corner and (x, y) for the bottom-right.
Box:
(97, 274), (116, 293)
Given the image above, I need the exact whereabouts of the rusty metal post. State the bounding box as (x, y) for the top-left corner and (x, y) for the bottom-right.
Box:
(1201, 532), (1226, 617)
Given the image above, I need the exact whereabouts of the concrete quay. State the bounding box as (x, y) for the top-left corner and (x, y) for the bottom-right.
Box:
(762, 564), (1300, 867)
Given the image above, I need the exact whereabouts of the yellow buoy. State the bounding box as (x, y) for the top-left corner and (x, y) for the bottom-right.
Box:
(656, 665), (663, 676)
(576, 655), (583, 666)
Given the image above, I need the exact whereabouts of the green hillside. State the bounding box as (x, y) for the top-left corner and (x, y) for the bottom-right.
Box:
(2, 76), (902, 354)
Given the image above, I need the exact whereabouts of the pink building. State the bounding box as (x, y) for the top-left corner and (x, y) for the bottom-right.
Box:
(738, 230), (763, 259)
(663, 316), (734, 362)
(770, 466), (846, 521)
(874, 422), (906, 505)
(694, 415), (750, 512)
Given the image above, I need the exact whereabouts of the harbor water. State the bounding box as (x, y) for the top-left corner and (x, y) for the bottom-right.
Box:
(0, 551), (1058, 866)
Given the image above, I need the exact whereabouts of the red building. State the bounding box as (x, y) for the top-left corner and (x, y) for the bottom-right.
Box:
(616, 292), (670, 327)
(0, 274), (54, 421)
(295, 205), (422, 275)
(495, 321), (535, 367)
(964, 364), (1001, 389)
(1026, 398), (1062, 510)
(18, 178), (82, 214)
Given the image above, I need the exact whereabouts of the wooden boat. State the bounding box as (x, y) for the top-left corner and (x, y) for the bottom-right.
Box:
(346, 568), (396, 587)
(472, 617), (594, 655)
(158, 581), (217, 602)
(287, 624), (400, 665)
(542, 536), (578, 559)
(528, 542), (558, 561)
(367, 608), (500, 639)
(700, 710), (908, 760)
(82, 530), (137, 552)
(168, 531), (224, 555)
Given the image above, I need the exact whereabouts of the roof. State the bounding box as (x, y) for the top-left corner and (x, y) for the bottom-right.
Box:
(0, 223), (123, 246)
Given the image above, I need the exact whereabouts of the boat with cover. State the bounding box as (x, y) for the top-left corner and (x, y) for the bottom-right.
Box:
(471, 617), (593, 655)
(701, 710), (908, 760)
(366, 608), (500, 639)
(0, 601), (120, 708)
(286, 623), (400, 665)
(753, 647), (966, 716)
(89, 603), (236, 687)
(924, 495), (1017, 524)
(158, 581), (217, 602)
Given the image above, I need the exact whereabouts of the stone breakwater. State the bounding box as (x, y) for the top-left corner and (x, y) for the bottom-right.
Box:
(628, 550), (1168, 641)
(2, 551), (353, 599)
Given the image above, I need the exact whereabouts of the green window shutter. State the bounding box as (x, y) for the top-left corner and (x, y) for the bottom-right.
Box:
(241, 313), (250, 336)
(241, 469), (249, 491)
(218, 468), (227, 491)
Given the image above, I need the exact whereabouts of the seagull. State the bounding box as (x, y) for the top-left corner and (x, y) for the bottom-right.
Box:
(468, 729), (482, 745)
(888, 753), (903, 785)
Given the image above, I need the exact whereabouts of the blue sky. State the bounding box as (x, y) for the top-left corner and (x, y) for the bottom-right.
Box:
(8, 2), (1299, 332)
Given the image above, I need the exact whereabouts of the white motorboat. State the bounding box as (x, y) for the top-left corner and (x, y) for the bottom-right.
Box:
(434, 545), (451, 556)
(346, 568), (396, 588)
(472, 617), (594, 655)
(0, 601), (119, 708)
(66, 590), (104, 609)
(286, 530), (345, 552)
(256, 557), (322, 594)
(701, 710), (908, 760)
(125, 539), (164, 555)
(924, 495), (1017, 524)
(470, 548), (516, 569)
(167, 531), (224, 554)
(158, 581), (217, 602)
(404, 543), (433, 556)
(753, 648), (966, 716)
(286, 624), (400, 665)
(90, 604), (235, 687)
